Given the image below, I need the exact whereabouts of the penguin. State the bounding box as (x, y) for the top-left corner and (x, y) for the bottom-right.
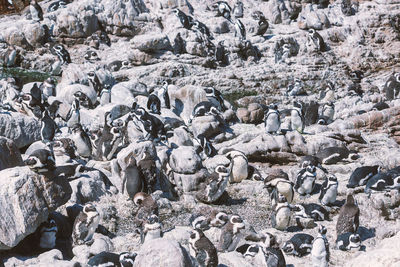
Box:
(282, 233), (314, 257)
(87, 71), (101, 96)
(99, 86), (111, 106)
(294, 165), (317, 196)
(121, 155), (144, 199)
(225, 150), (248, 183)
(271, 194), (293, 231)
(136, 154), (158, 194)
(172, 9), (193, 30)
(30, 0), (43, 21)
(265, 177), (294, 204)
(39, 78), (55, 102)
(287, 79), (305, 96)
(364, 171), (400, 194)
(336, 232), (361, 251)
(66, 99), (80, 129)
(72, 203), (100, 246)
(215, 40), (229, 66)
(71, 123), (92, 158)
(50, 44), (71, 64)
(20, 83), (43, 118)
(133, 192), (159, 228)
(173, 32), (186, 55)
(195, 134), (216, 158)
(52, 138), (77, 163)
(217, 214), (245, 252)
(157, 81), (170, 109)
(38, 218), (58, 249)
(212, 1), (232, 23)
(316, 146), (350, 165)
(299, 155), (328, 173)
(84, 50), (100, 62)
(254, 16), (269, 37)
(319, 174), (338, 206)
(196, 165), (231, 204)
(47, 0), (68, 12)
(40, 109), (59, 143)
(3, 45), (17, 67)
(142, 214), (162, 243)
(290, 101), (305, 133)
(190, 209), (229, 230)
(192, 20), (213, 40)
(336, 194), (359, 236)
(88, 251), (137, 267)
(204, 87), (226, 111)
(318, 102), (334, 124)
(311, 225), (329, 267)
(189, 101), (221, 123)
(90, 30), (111, 48)
(189, 229), (219, 267)
(234, 19), (246, 40)
(384, 72), (400, 100)
(371, 101), (389, 111)
(254, 232), (286, 267)
(264, 104), (281, 135)
(108, 60), (130, 72)
(232, 0), (244, 18)
(24, 149), (56, 173)
(146, 94), (161, 115)
(294, 203), (329, 222)
(308, 29), (326, 52)
(347, 165), (380, 188)
(130, 107), (166, 141)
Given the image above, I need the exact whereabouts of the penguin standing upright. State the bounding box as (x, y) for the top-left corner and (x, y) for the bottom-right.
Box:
(71, 123), (92, 158)
(215, 40), (228, 66)
(217, 214), (245, 252)
(38, 218), (58, 249)
(51, 44), (71, 64)
(72, 203), (100, 246)
(142, 215), (162, 243)
(40, 110), (58, 143)
(67, 99), (80, 130)
(336, 194), (359, 236)
(311, 225), (329, 267)
(121, 155), (144, 199)
(225, 150), (248, 183)
(172, 9), (193, 30)
(294, 165), (317, 196)
(254, 16), (269, 37)
(40, 78), (55, 102)
(30, 0), (43, 21)
(291, 101), (305, 133)
(3, 45), (17, 67)
(99, 85), (111, 106)
(232, 0), (244, 18)
(204, 87), (226, 111)
(146, 94), (161, 115)
(265, 177), (294, 205)
(196, 165), (231, 204)
(319, 174), (338, 206)
(235, 19), (246, 40)
(265, 104), (281, 135)
(271, 194), (293, 231)
(157, 81), (170, 109)
(308, 29), (326, 52)
(189, 229), (218, 267)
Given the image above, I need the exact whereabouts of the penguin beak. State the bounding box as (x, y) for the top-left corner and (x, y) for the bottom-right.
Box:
(24, 158), (37, 166)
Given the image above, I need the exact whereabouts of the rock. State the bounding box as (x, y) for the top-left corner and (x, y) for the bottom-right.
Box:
(133, 239), (191, 267)
(237, 108), (251, 123)
(286, 130), (307, 155)
(57, 84), (97, 107)
(3, 25), (31, 49)
(0, 112), (41, 149)
(219, 251), (253, 267)
(172, 168), (208, 193)
(0, 137), (23, 171)
(264, 168), (289, 182)
(89, 233), (114, 256)
(0, 167), (72, 250)
(111, 80), (148, 105)
(23, 22), (48, 47)
(131, 34), (172, 52)
(298, 4), (331, 30)
(37, 249), (63, 262)
(69, 170), (108, 204)
(169, 146), (202, 174)
(191, 115), (224, 138)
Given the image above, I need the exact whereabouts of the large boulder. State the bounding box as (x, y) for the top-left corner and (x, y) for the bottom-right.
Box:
(69, 170), (108, 204)
(297, 4), (331, 30)
(133, 239), (192, 267)
(0, 137), (23, 171)
(169, 146), (202, 174)
(0, 112), (41, 149)
(131, 33), (172, 53)
(0, 167), (72, 250)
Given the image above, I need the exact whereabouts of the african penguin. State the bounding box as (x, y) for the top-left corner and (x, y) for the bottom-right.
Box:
(254, 16), (269, 37)
(66, 99), (80, 129)
(172, 9), (193, 30)
(336, 194), (359, 236)
(121, 155), (144, 199)
(234, 19), (246, 40)
(215, 40), (229, 66)
(316, 146), (350, 165)
(282, 233), (314, 257)
(30, 0), (43, 21)
(40, 78), (55, 102)
(271, 194), (293, 231)
(87, 71), (101, 96)
(189, 229), (219, 267)
(336, 232), (361, 251)
(88, 251), (137, 267)
(40, 110), (58, 143)
(264, 104), (281, 135)
(371, 101), (389, 111)
(147, 93), (161, 115)
(196, 165), (231, 204)
(294, 165), (317, 196)
(299, 155), (328, 173)
(173, 32), (186, 55)
(319, 174), (338, 206)
(71, 123), (92, 158)
(142, 214), (162, 243)
(225, 150), (248, 183)
(212, 1), (232, 23)
(195, 134), (217, 159)
(287, 79), (305, 96)
(157, 81), (170, 109)
(84, 50), (100, 62)
(204, 86), (226, 111)
(51, 44), (71, 64)
(384, 72), (400, 100)
(189, 101), (221, 123)
(192, 20), (213, 40)
(3, 45), (17, 67)
(265, 178), (294, 205)
(133, 192), (159, 228)
(311, 225), (329, 267)
(130, 107), (166, 141)
(72, 203), (100, 246)
(108, 60), (130, 72)
(364, 170), (400, 194)
(217, 214), (245, 252)
(291, 101), (305, 133)
(347, 165), (380, 188)
(232, 0), (244, 18)
(294, 203), (329, 222)
(308, 29), (326, 52)
(38, 218), (58, 249)
(99, 85), (111, 106)
(24, 149), (56, 173)
(318, 102), (334, 125)
(47, 0), (68, 12)
(190, 209), (229, 230)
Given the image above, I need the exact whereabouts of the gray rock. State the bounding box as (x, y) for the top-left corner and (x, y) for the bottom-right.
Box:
(69, 170), (108, 204)
(0, 167), (72, 250)
(169, 146), (202, 174)
(133, 239), (192, 267)
(219, 251), (253, 267)
(23, 22), (48, 47)
(89, 233), (114, 256)
(298, 4), (331, 30)
(172, 168), (208, 193)
(0, 137), (23, 171)
(191, 115), (224, 138)
(131, 34), (172, 52)
(57, 84), (97, 106)
(0, 112), (41, 149)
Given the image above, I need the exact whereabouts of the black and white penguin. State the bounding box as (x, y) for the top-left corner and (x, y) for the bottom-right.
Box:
(87, 71), (101, 96)
(336, 194), (359, 236)
(99, 85), (111, 106)
(173, 32), (186, 55)
(308, 29), (326, 52)
(84, 50), (100, 62)
(347, 165), (380, 188)
(265, 177), (294, 205)
(39, 78), (56, 102)
(336, 232), (361, 251)
(204, 87), (226, 112)
(286, 79), (305, 96)
(232, 0), (244, 18)
(121, 155), (144, 199)
(130, 107), (166, 140)
(195, 134), (216, 158)
(30, 0), (43, 21)
(294, 203), (329, 222)
(24, 149), (56, 173)
(192, 20), (213, 40)
(66, 99), (80, 129)
(316, 146), (350, 165)
(189, 229), (219, 267)
(72, 203), (100, 246)
(384, 72), (400, 100)
(264, 104), (281, 135)
(40, 109), (58, 143)
(212, 1), (232, 23)
(38, 218), (58, 249)
(172, 9), (193, 30)
(311, 225), (329, 267)
(291, 101), (305, 133)
(299, 155), (328, 173)
(51, 44), (71, 64)
(271, 194), (293, 231)
(196, 165), (231, 204)
(225, 150), (248, 183)
(108, 60), (130, 72)
(88, 251), (137, 267)
(215, 40), (229, 66)
(20, 83), (43, 118)
(282, 233), (314, 257)
(217, 214), (245, 252)
(71, 123), (92, 158)
(189, 101), (221, 123)
(47, 0), (69, 12)
(190, 209), (229, 230)
(3, 45), (18, 68)
(142, 214), (162, 243)
(364, 169), (400, 194)
(234, 19), (246, 40)
(318, 101), (334, 125)
(254, 16), (269, 37)
(157, 81), (170, 109)
(319, 174), (338, 206)
(294, 165), (317, 196)
(146, 94), (161, 115)
(371, 101), (389, 111)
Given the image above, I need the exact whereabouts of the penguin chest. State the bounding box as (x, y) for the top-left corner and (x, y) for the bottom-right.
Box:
(322, 107), (334, 121)
(275, 207), (291, 229)
(72, 134), (91, 157)
(100, 91), (111, 105)
(266, 113), (280, 132)
(144, 229), (161, 242)
(39, 231), (57, 249)
(67, 112), (80, 127)
(311, 238), (326, 258)
(291, 112), (303, 132)
(277, 182), (293, 202)
(230, 159), (248, 183)
(300, 176), (315, 194)
(321, 185), (337, 204)
(124, 166), (142, 198)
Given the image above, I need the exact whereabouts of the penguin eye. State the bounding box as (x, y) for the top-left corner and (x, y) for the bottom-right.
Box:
(92, 52), (97, 56)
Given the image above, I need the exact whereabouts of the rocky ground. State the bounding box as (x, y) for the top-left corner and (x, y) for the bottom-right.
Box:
(0, 0), (400, 266)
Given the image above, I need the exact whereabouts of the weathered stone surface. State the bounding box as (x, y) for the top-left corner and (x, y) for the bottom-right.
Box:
(0, 137), (23, 171)
(169, 146), (202, 174)
(298, 4), (331, 30)
(131, 33), (172, 52)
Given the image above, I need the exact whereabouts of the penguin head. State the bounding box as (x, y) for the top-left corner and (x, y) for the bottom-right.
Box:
(293, 100), (303, 110)
(348, 234), (361, 248)
(121, 60), (130, 69)
(277, 193), (288, 203)
(318, 224), (327, 235)
(191, 215), (209, 230)
(172, 8), (179, 16)
(395, 72), (400, 82)
(259, 231), (276, 248)
(306, 165), (316, 174)
(71, 123), (83, 134)
(189, 229), (204, 243)
(24, 156), (39, 167)
(317, 118), (327, 125)
(41, 109), (50, 119)
(40, 218), (58, 234)
(133, 192), (150, 206)
(230, 214), (245, 229)
(241, 244), (259, 258)
(282, 241), (295, 254)
(119, 252), (137, 267)
(215, 165), (230, 176)
(308, 28), (316, 35)
(328, 174), (338, 183)
(147, 214), (159, 225)
(83, 203), (97, 214)
(210, 211), (229, 227)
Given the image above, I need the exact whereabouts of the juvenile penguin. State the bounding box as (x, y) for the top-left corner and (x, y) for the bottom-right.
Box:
(282, 233), (314, 257)
(319, 174), (338, 206)
(271, 194), (293, 231)
(71, 123), (92, 158)
(308, 29), (326, 52)
(336, 194), (359, 236)
(217, 214), (245, 252)
(234, 19), (246, 40)
(24, 149), (56, 173)
(121, 155), (144, 199)
(40, 110), (58, 143)
(189, 229), (219, 267)
(291, 101), (305, 133)
(225, 150), (248, 183)
(321, 102), (335, 123)
(264, 104), (281, 135)
(72, 203), (100, 246)
(196, 165), (231, 204)
(311, 225), (329, 267)
(30, 0), (43, 21)
(336, 232), (361, 251)
(294, 165), (317, 196)
(133, 192), (159, 228)
(215, 40), (229, 66)
(347, 165), (380, 188)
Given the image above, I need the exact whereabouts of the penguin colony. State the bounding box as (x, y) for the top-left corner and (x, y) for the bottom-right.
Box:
(0, 0), (398, 266)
